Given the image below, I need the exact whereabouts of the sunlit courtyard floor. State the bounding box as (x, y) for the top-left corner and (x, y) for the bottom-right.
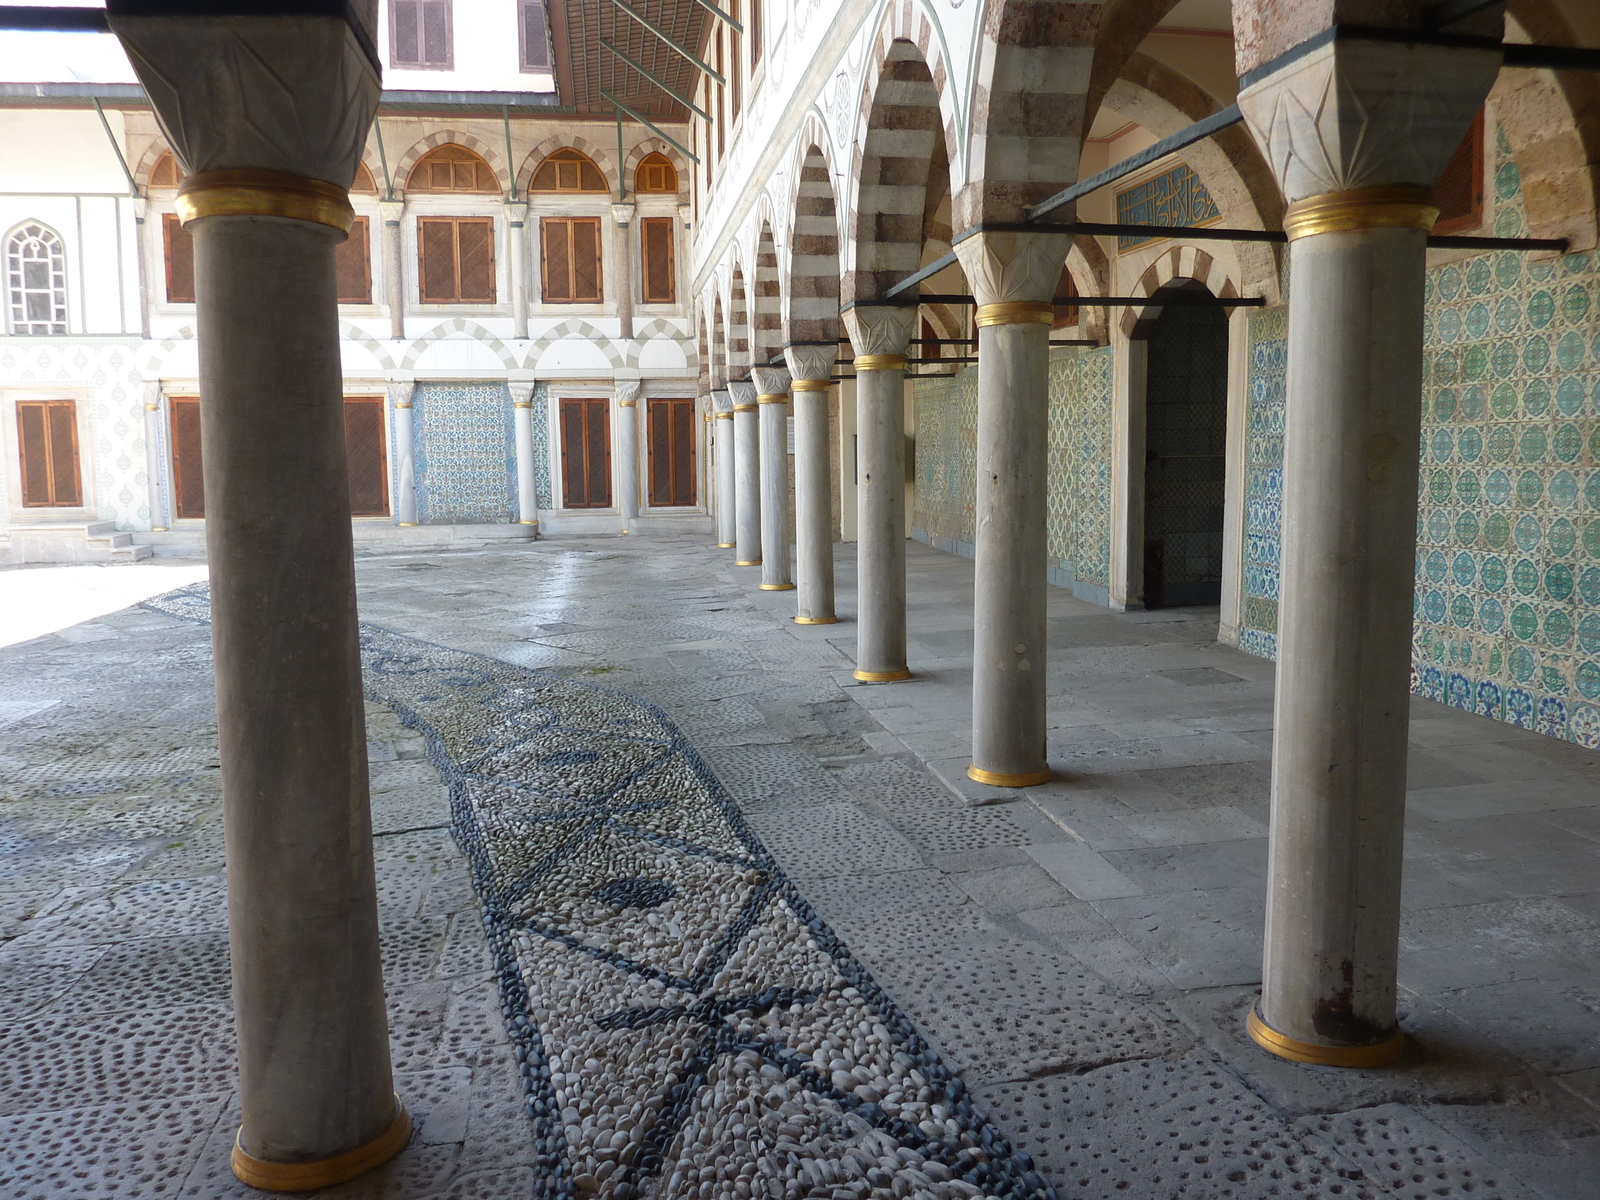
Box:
(2, 535), (1598, 1199)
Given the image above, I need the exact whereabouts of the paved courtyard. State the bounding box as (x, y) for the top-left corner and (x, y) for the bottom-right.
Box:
(2, 534), (1598, 1198)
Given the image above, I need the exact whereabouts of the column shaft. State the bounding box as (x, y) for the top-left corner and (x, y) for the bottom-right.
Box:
(616, 397), (640, 533)
(792, 383), (836, 622)
(508, 210), (529, 341)
(512, 393), (539, 527)
(756, 385), (793, 590)
(382, 207), (404, 341)
(193, 213), (395, 1163)
(143, 389), (169, 531)
(854, 364), (908, 680)
(970, 316), (1052, 784)
(714, 413), (736, 547)
(1259, 223), (1426, 1056)
(392, 388), (417, 526)
(733, 407), (762, 565)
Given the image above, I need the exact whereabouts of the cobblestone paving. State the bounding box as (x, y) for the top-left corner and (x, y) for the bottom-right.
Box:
(2, 536), (1598, 1199)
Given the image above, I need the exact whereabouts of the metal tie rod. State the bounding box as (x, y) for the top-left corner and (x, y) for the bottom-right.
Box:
(608, 0), (725, 85)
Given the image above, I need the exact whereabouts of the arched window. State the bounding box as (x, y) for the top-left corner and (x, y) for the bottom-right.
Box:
(148, 152), (181, 189)
(528, 147), (607, 193)
(6, 223), (68, 335)
(635, 152), (677, 195)
(351, 161), (379, 194)
(405, 144), (500, 194)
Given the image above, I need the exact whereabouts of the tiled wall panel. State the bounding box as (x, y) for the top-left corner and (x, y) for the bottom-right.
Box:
(414, 381), (518, 525)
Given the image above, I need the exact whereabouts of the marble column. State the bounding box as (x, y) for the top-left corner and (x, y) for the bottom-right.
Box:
(612, 201), (636, 341)
(1235, 25), (1502, 1067)
(142, 381), (169, 531)
(507, 200), (529, 341)
(784, 344), (838, 624)
(509, 380), (540, 530)
(711, 388), (735, 548)
(729, 379), (762, 567)
(111, 7), (407, 1189)
(953, 230), (1073, 785)
(379, 197), (404, 341)
(841, 305), (916, 682)
(615, 378), (641, 534)
(389, 380), (418, 526)
(752, 365), (793, 590)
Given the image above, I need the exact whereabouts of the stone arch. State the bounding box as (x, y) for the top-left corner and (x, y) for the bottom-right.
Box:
(726, 261), (751, 381)
(710, 293), (727, 390)
(391, 130), (510, 198)
(525, 318), (625, 368)
(853, 1), (963, 182)
(622, 138), (692, 204)
(623, 318), (689, 368)
(1065, 235), (1112, 344)
(786, 138), (842, 347)
(517, 133), (620, 197)
(697, 314), (710, 393)
(751, 220), (783, 370)
(133, 143), (177, 189)
(400, 318), (518, 369)
(1105, 53), (1283, 302)
(847, 37), (957, 305)
(340, 322), (396, 369)
(1120, 247), (1240, 340)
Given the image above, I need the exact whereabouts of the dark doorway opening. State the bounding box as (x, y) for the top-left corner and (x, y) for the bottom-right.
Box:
(647, 397), (696, 506)
(560, 397), (612, 507)
(343, 396), (390, 516)
(1143, 302), (1228, 608)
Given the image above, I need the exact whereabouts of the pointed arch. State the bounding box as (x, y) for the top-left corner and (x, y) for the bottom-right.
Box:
(527, 146), (610, 194)
(405, 143), (501, 194)
(751, 221), (783, 370)
(1120, 246), (1241, 340)
(785, 135), (841, 348)
(134, 144), (178, 190)
(392, 130), (510, 197)
(726, 261), (751, 381)
(526, 318), (625, 367)
(710, 293), (727, 390)
(625, 141), (690, 202)
(400, 318), (517, 369)
(517, 133), (619, 197)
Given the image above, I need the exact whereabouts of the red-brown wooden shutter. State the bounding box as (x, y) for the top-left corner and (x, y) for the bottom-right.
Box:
(541, 217), (601, 303)
(1434, 109), (1485, 235)
(343, 397), (389, 515)
(455, 217), (495, 302)
(17, 400), (82, 507)
(164, 214), (195, 303)
(640, 217), (674, 304)
(170, 396), (205, 518)
(559, 398), (611, 507)
(647, 397), (695, 506)
(419, 217), (457, 301)
(1052, 265), (1078, 329)
(572, 217), (601, 302)
(335, 216), (372, 303)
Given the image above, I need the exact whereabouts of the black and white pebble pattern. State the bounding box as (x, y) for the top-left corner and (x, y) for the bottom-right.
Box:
(142, 585), (1056, 1200)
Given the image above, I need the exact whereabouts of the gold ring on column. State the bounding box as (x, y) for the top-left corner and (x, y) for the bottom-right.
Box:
(757, 394), (788, 404)
(732, 403), (758, 413)
(618, 399), (636, 408)
(1246, 1005), (1406, 1067)
(794, 615), (839, 624)
(735, 559), (762, 566)
(853, 354), (906, 371)
(513, 400), (532, 409)
(715, 412), (734, 420)
(177, 168), (354, 233)
(759, 583), (796, 591)
(791, 378), (832, 392)
(1282, 186), (1438, 241)
(231, 1098), (411, 1191)
(967, 764), (1052, 787)
(715, 542), (735, 548)
(853, 668), (912, 682)
(975, 302), (1054, 328)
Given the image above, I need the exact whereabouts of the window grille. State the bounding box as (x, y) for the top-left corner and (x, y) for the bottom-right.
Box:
(635, 153), (677, 194)
(391, 0), (452, 69)
(16, 399), (81, 506)
(529, 148), (608, 193)
(560, 398), (611, 507)
(406, 144), (500, 193)
(418, 216), (496, 303)
(640, 218), (675, 304)
(337, 217), (373, 303)
(163, 214), (195, 304)
(6, 223), (68, 334)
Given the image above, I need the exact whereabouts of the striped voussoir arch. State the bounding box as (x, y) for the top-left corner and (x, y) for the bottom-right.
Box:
(960, 0), (1101, 226)
(400, 319), (518, 369)
(623, 319), (691, 368)
(710, 294), (727, 389)
(620, 137), (693, 204)
(340, 322), (397, 369)
(847, 36), (949, 305)
(518, 133), (619, 195)
(752, 222), (783, 368)
(726, 264), (751, 379)
(786, 139), (842, 347)
(525, 319), (625, 368)
(392, 128), (511, 195)
(1121, 245), (1242, 339)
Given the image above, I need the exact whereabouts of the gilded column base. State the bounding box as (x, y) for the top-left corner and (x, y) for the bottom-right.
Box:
(853, 668), (911, 683)
(758, 583), (796, 591)
(397, 522), (418, 528)
(734, 559), (762, 567)
(1246, 1006), (1406, 1068)
(794, 616), (839, 625)
(968, 765), (1052, 788)
(232, 1100), (411, 1192)
(519, 519), (538, 526)
(715, 542), (736, 549)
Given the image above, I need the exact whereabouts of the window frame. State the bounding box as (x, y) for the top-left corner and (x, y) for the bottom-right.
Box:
(162, 213), (195, 305)
(6, 222), (69, 335)
(389, 0), (453, 71)
(336, 215), (374, 305)
(416, 215), (497, 305)
(518, 0), (552, 73)
(540, 215), (604, 305)
(639, 216), (676, 305)
(15, 398), (82, 507)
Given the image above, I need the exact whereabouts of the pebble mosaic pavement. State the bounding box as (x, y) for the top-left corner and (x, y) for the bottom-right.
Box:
(2, 537), (1598, 1199)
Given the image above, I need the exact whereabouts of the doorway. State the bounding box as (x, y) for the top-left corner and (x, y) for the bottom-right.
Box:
(647, 397), (696, 506)
(343, 396), (389, 516)
(560, 397), (612, 508)
(1142, 303), (1228, 608)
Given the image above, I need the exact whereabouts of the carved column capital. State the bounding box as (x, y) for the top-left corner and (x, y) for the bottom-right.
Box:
(726, 380), (759, 408)
(751, 366), (791, 395)
(611, 202), (636, 228)
(614, 380), (643, 406)
(1236, 36), (1502, 203)
(953, 230), (1074, 307)
(507, 381), (536, 407)
(710, 388), (732, 413)
(842, 306), (916, 357)
(386, 379), (416, 409)
(784, 344), (838, 383)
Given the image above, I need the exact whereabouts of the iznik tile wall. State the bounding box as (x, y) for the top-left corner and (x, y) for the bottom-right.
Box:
(532, 381), (553, 511)
(414, 381), (518, 525)
(912, 346), (1114, 602)
(1238, 123), (1600, 748)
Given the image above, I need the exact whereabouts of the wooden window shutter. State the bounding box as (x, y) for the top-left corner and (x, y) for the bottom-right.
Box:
(170, 396), (205, 518)
(418, 217), (493, 303)
(1052, 265), (1078, 329)
(640, 218), (675, 304)
(647, 397), (695, 506)
(421, 0), (452, 65)
(17, 400), (81, 507)
(456, 217), (495, 302)
(671, 398), (694, 505)
(1433, 109), (1485, 235)
(343, 397), (390, 516)
(559, 398), (611, 507)
(541, 217), (602, 303)
(335, 216), (372, 303)
(572, 218), (601, 302)
(419, 218), (456, 301)
(163, 213), (194, 303)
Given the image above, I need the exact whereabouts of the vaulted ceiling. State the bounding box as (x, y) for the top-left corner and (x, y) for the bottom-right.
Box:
(550, 0), (709, 121)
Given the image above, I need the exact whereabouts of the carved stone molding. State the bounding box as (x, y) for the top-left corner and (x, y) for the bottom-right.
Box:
(1237, 39), (1503, 203)
(611, 202), (636, 228)
(751, 366), (792, 395)
(842, 306), (917, 357)
(784, 344), (838, 383)
(953, 230), (1075, 307)
(110, 15), (381, 187)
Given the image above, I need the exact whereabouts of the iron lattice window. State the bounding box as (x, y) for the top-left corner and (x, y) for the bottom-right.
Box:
(337, 216), (373, 304)
(16, 400), (81, 506)
(418, 216), (496, 303)
(648, 397), (695, 506)
(163, 214), (195, 304)
(6, 223), (68, 334)
(519, 0), (551, 71)
(640, 218), (675, 304)
(541, 217), (603, 303)
(390, 0), (452, 69)
(1434, 108), (1485, 235)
